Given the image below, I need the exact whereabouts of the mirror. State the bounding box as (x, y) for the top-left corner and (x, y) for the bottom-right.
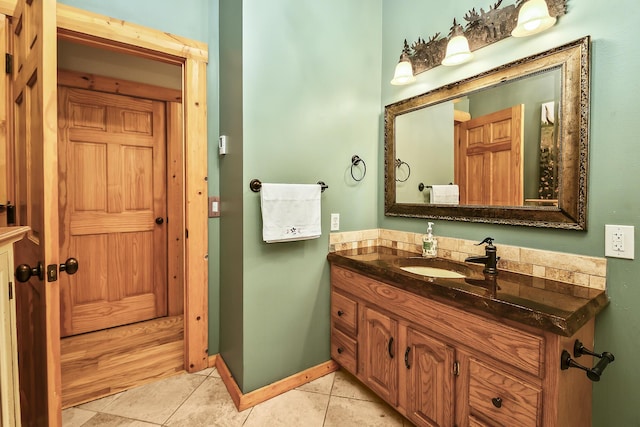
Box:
(385, 36), (590, 230)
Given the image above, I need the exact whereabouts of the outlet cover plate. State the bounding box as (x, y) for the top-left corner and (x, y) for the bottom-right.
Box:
(605, 224), (634, 259)
(330, 213), (340, 231)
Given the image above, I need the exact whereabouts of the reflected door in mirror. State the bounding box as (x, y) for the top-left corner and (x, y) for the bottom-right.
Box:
(456, 105), (524, 206)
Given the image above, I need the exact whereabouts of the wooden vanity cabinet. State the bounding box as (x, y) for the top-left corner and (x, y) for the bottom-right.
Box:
(330, 265), (595, 427)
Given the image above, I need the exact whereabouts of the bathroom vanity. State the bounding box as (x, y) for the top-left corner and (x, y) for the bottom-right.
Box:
(327, 246), (608, 427)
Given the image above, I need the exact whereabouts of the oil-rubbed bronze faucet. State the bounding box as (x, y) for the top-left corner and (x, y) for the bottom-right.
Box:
(465, 237), (499, 275)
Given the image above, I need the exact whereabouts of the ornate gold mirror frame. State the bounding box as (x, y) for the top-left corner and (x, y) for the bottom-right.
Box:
(384, 36), (590, 230)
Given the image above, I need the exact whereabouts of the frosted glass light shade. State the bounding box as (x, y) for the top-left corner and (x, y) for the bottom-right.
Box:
(390, 59), (416, 85)
(442, 35), (473, 66)
(512, 0), (557, 37)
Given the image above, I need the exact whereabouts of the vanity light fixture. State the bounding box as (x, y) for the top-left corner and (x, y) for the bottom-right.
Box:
(390, 39), (416, 85)
(442, 20), (473, 66)
(390, 0), (567, 82)
(512, 0), (557, 37)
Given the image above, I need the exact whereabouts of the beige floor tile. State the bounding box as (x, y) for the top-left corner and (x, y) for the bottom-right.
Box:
(323, 395), (405, 427)
(77, 391), (124, 412)
(330, 370), (381, 402)
(99, 373), (206, 424)
(165, 377), (250, 427)
(62, 407), (97, 427)
(193, 367), (216, 377)
(243, 389), (329, 427)
(78, 412), (161, 426)
(296, 371), (335, 394)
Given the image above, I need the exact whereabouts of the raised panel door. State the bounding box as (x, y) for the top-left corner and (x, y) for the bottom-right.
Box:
(58, 87), (167, 337)
(405, 327), (455, 427)
(361, 306), (398, 406)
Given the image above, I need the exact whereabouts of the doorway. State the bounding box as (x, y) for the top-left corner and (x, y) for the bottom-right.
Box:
(6, 2), (209, 424)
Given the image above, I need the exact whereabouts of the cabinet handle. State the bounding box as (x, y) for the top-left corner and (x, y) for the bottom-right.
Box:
(404, 347), (411, 369)
(337, 347), (344, 354)
(337, 310), (344, 317)
(388, 337), (394, 359)
(491, 397), (503, 408)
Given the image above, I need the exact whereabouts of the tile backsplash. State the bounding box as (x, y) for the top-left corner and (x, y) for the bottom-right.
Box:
(329, 229), (607, 290)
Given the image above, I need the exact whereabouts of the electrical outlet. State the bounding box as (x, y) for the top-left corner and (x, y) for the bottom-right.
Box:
(330, 213), (340, 231)
(605, 225), (634, 259)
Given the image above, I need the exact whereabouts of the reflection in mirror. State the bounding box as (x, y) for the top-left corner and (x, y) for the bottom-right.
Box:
(396, 67), (561, 207)
(385, 37), (590, 229)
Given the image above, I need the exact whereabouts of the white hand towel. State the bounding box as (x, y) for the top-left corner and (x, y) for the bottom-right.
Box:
(260, 183), (322, 243)
(430, 185), (459, 205)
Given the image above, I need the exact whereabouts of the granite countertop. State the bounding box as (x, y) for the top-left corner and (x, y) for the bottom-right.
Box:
(327, 246), (608, 337)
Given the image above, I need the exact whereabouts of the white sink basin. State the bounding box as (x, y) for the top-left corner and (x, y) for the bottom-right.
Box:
(400, 266), (466, 279)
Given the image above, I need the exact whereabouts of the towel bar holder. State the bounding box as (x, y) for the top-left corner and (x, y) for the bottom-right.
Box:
(418, 183), (454, 192)
(560, 339), (615, 382)
(249, 179), (328, 193)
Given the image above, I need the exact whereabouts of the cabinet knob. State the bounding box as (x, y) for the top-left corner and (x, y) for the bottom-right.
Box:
(337, 310), (344, 316)
(337, 347), (344, 354)
(491, 397), (503, 408)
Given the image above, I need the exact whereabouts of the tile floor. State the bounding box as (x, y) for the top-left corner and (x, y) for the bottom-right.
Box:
(62, 368), (414, 426)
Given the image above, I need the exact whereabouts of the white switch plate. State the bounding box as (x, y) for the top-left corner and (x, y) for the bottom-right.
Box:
(605, 224), (634, 259)
(330, 213), (340, 231)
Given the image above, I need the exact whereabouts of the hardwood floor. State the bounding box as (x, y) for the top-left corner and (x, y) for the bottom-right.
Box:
(61, 315), (184, 408)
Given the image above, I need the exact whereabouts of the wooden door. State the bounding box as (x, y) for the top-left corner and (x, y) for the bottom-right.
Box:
(11, 0), (62, 425)
(361, 306), (398, 406)
(457, 105), (524, 206)
(405, 327), (455, 427)
(57, 86), (168, 337)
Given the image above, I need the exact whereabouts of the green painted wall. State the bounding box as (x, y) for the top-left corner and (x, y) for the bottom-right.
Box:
(382, 1), (640, 425)
(220, 0), (382, 393)
(58, 0), (222, 356)
(219, 0), (245, 385)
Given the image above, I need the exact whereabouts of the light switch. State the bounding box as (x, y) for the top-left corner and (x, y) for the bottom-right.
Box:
(209, 196), (220, 218)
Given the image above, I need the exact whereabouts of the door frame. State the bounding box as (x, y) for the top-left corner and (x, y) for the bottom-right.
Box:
(1, 0), (209, 421)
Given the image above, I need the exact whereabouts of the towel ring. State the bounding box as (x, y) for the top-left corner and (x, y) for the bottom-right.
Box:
(395, 159), (411, 182)
(350, 155), (366, 182)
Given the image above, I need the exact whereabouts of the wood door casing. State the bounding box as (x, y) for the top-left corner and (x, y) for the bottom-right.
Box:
(457, 105), (524, 206)
(58, 86), (168, 337)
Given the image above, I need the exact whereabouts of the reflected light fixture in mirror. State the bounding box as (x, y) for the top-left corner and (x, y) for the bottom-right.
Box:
(391, 40), (416, 85)
(442, 21), (473, 66)
(512, 0), (557, 37)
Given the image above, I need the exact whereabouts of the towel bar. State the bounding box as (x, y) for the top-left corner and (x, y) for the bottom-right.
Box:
(249, 179), (328, 193)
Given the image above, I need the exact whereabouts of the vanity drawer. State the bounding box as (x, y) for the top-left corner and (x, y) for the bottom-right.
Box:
(331, 327), (357, 374)
(331, 290), (357, 335)
(468, 358), (541, 427)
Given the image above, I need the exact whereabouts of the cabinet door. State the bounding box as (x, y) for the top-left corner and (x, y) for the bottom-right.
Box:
(361, 306), (398, 406)
(405, 327), (455, 427)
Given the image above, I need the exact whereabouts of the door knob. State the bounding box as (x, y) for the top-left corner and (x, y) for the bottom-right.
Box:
(60, 258), (79, 275)
(155, 217), (164, 225)
(15, 262), (44, 283)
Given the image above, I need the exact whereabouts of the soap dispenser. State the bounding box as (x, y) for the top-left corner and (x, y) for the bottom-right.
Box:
(422, 222), (438, 257)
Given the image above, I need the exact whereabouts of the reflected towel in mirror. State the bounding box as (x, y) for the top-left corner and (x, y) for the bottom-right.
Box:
(430, 185), (459, 205)
(260, 183), (322, 243)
